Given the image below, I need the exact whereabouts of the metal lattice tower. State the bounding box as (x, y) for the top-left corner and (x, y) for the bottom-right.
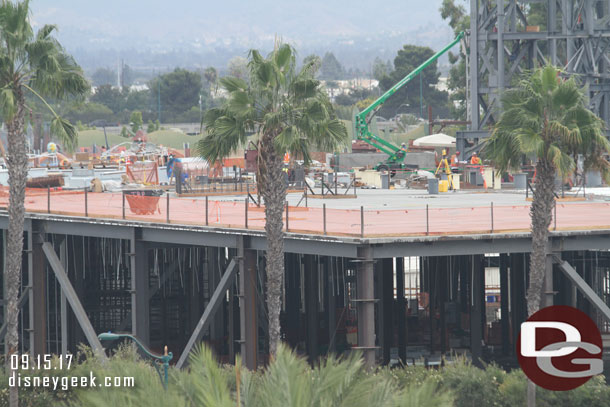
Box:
(458, 0), (610, 154)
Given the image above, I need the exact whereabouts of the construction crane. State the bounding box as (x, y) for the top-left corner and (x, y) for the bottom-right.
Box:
(354, 31), (466, 174)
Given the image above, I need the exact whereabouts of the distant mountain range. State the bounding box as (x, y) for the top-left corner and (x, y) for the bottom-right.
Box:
(31, 0), (457, 74)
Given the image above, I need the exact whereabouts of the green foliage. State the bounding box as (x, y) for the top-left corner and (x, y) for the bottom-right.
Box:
(120, 126), (129, 138)
(320, 51), (344, 80)
(91, 67), (116, 87)
(4, 344), (610, 407)
(227, 56), (249, 80)
(155, 119), (160, 130)
(147, 119), (155, 133)
(440, 0), (470, 120)
(378, 44), (449, 119)
(0, 0), (88, 140)
(149, 68), (202, 121)
(64, 102), (114, 125)
(302, 54), (322, 76)
(129, 110), (143, 133)
(197, 43), (348, 164)
(484, 65), (610, 181)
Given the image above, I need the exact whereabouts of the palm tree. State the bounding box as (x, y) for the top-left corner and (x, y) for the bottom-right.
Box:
(484, 65), (610, 406)
(197, 43), (347, 357)
(0, 2), (88, 405)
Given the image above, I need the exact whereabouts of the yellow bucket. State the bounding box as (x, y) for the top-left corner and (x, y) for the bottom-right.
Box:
(438, 180), (449, 192)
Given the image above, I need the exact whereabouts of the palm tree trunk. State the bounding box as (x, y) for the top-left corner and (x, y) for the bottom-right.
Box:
(259, 132), (286, 357)
(5, 90), (27, 407)
(526, 157), (556, 407)
(527, 158), (555, 315)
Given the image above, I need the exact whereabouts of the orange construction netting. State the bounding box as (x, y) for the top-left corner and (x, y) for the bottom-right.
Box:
(1, 186), (609, 238)
(126, 162), (159, 185)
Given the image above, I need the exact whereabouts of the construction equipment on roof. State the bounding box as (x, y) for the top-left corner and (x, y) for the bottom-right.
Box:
(354, 31), (466, 175)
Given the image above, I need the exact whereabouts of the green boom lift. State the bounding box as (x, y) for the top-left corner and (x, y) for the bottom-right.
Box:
(355, 31), (466, 173)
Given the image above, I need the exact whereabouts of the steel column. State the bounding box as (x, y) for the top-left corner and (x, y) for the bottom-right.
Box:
(356, 246), (376, 368)
(305, 254), (319, 363)
(238, 237), (258, 370)
(131, 232), (150, 345)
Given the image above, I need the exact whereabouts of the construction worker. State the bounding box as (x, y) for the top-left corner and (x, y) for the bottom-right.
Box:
(450, 151), (460, 165)
(470, 152), (482, 165)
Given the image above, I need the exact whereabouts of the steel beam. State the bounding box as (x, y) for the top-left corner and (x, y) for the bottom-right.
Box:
(41, 242), (106, 358)
(176, 259), (237, 368)
(553, 255), (610, 322)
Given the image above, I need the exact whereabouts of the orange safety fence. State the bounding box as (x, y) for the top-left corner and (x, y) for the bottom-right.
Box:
(126, 162), (159, 185)
(2, 187), (610, 237)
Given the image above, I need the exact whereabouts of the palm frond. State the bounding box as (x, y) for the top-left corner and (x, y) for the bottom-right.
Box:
(50, 116), (77, 152)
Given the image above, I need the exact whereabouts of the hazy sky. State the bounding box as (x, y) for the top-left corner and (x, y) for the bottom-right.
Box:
(30, 0), (452, 49)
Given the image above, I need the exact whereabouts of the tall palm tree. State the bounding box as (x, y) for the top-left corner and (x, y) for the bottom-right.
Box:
(484, 65), (610, 406)
(197, 43), (347, 356)
(0, 2), (88, 405)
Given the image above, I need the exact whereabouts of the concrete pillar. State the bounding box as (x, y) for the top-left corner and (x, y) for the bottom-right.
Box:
(305, 255), (319, 363)
(131, 232), (150, 346)
(356, 246), (376, 368)
(499, 254), (510, 356)
(238, 237), (257, 370)
(395, 257), (406, 364)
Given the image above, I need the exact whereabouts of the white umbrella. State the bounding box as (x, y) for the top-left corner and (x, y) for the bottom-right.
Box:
(413, 133), (456, 148)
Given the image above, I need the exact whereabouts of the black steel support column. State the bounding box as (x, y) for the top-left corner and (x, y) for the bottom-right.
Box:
(395, 257), (406, 364)
(326, 256), (336, 353)
(285, 253), (300, 348)
(380, 258), (393, 365)
(238, 237), (257, 370)
(510, 253), (526, 355)
(30, 225), (46, 355)
(305, 255), (319, 364)
(356, 246), (376, 368)
(131, 230), (150, 346)
(470, 255), (483, 367)
(499, 253), (510, 356)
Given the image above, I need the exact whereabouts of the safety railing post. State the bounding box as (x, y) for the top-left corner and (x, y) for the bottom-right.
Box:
(84, 187), (88, 217)
(360, 206), (364, 238)
(285, 201), (289, 232)
(245, 197), (248, 229)
(166, 194), (170, 223)
(491, 202), (494, 233)
(323, 203), (327, 235)
(205, 195), (209, 226)
(426, 204), (429, 235)
(47, 187), (51, 214)
(305, 185), (308, 207)
(122, 192), (125, 220)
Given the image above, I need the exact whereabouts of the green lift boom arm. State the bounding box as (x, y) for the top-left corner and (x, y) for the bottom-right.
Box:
(354, 31), (465, 170)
